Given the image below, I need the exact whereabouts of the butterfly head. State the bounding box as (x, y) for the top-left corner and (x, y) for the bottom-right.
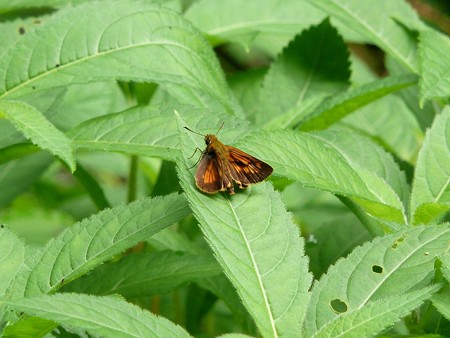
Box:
(204, 134), (218, 146)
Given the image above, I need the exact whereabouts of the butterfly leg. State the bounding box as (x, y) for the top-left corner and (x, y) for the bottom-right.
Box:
(188, 147), (203, 159)
(238, 183), (249, 189)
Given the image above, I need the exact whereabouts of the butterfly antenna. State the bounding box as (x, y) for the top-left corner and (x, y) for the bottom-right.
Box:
(216, 122), (224, 135)
(184, 126), (205, 137)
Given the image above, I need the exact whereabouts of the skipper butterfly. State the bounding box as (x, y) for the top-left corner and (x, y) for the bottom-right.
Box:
(185, 125), (273, 194)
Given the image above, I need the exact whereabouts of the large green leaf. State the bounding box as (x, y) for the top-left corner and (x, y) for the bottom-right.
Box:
(70, 104), (179, 161)
(70, 103), (252, 161)
(304, 225), (450, 337)
(61, 250), (221, 298)
(236, 130), (406, 224)
(418, 30), (450, 106)
(0, 1), (233, 112)
(0, 100), (75, 171)
(185, 0), (324, 53)
(6, 193), (190, 299)
(306, 0), (421, 72)
(258, 19), (350, 128)
(6, 293), (191, 338)
(314, 284), (441, 338)
(176, 112), (312, 338)
(315, 128), (410, 209)
(410, 107), (450, 224)
(0, 226), (25, 296)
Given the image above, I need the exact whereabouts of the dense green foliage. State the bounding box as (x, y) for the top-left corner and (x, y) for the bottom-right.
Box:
(0, 1), (449, 337)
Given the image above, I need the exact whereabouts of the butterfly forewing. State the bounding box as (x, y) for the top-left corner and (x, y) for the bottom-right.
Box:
(227, 146), (273, 186)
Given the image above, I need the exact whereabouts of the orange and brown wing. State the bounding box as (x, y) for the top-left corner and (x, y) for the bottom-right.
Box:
(195, 154), (226, 193)
(226, 146), (273, 188)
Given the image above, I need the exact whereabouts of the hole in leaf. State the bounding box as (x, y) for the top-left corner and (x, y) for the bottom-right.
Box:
(0, 224), (4, 228)
(372, 265), (383, 273)
(330, 299), (348, 314)
(391, 234), (406, 249)
(18, 27), (25, 35)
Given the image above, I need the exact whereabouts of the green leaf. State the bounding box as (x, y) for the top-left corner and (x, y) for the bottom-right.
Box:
(297, 74), (417, 131)
(0, 143), (40, 165)
(441, 253), (450, 283)
(410, 107), (450, 224)
(6, 293), (191, 338)
(2, 316), (58, 338)
(0, 152), (52, 207)
(306, 0), (419, 72)
(6, 193), (190, 299)
(419, 30), (450, 105)
(305, 214), (371, 278)
(197, 275), (256, 332)
(0, 87), (68, 148)
(304, 225), (450, 337)
(341, 95), (424, 164)
(185, 0), (325, 53)
(70, 103), (252, 161)
(51, 81), (127, 131)
(314, 284), (442, 338)
(176, 113), (312, 337)
(61, 250), (221, 298)
(0, 100), (75, 171)
(71, 162), (110, 210)
(0, 226), (25, 296)
(0, 16), (46, 56)
(228, 68), (267, 124)
(147, 228), (202, 253)
(432, 291), (450, 322)
(431, 254), (450, 321)
(258, 19), (350, 128)
(70, 104), (179, 161)
(236, 130), (406, 224)
(315, 128), (410, 208)
(0, 1), (233, 113)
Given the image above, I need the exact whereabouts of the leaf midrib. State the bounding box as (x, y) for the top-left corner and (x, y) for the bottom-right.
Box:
(357, 228), (447, 308)
(0, 40), (208, 100)
(226, 195), (279, 338)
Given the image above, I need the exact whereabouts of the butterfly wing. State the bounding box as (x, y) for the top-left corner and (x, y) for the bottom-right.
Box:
(226, 146), (273, 188)
(195, 153), (227, 193)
